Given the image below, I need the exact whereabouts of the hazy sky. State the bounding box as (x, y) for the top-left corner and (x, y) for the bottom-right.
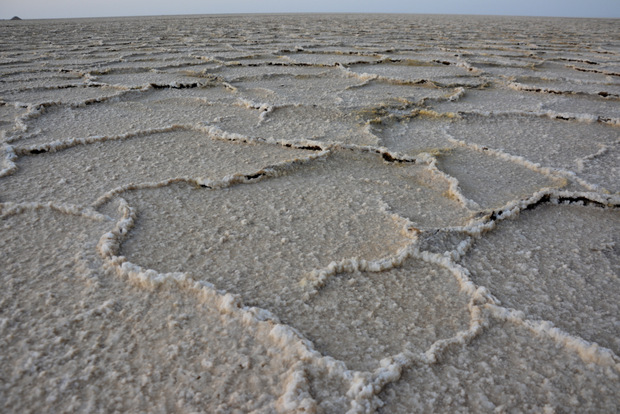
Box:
(2, 0), (620, 19)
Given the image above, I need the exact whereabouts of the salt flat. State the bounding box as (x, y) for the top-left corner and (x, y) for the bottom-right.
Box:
(1, 13), (619, 413)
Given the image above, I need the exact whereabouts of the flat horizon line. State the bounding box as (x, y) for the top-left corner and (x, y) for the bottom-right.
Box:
(4, 11), (620, 21)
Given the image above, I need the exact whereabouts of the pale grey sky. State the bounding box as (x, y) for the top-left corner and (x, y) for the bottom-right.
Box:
(2, 0), (619, 19)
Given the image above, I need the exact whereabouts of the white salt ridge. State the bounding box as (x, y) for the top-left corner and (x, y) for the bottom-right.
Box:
(93, 199), (374, 412)
(565, 63), (620, 77)
(340, 64), (486, 88)
(1, 14), (619, 413)
(509, 79), (620, 98)
(488, 304), (620, 370)
(90, 197), (479, 412)
(1, 84), (129, 106)
(281, 52), (382, 66)
(0, 200), (109, 222)
(92, 146), (330, 207)
(0, 143), (18, 177)
(431, 84), (620, 124)
(445, 101), (619, 126)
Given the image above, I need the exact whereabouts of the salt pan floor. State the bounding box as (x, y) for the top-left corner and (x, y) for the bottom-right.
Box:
(1, 14), (619, 413)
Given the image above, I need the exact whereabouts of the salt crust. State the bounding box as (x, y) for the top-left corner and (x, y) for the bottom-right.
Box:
(1, 14), (619, 413)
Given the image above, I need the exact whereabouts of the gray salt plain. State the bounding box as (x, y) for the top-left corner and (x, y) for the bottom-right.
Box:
(0, 13), (619, 413)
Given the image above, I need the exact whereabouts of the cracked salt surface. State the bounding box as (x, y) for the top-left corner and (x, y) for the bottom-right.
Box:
(1, 13), (619, 413)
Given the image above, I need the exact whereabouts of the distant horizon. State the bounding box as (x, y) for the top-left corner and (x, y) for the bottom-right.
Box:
(3, 0), (620, 20)
(5, 11), (620, 21)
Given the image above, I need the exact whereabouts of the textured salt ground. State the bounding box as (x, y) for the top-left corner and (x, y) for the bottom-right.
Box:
(116, 149), (471, 309)
(378, 317), (620, 414)
(371, 115), (456, 155)
(1, 85), (126, 106)
(430, 87), (620, 120)
(347, 62), (476, 84)
(6, 90), (255, 146)
(210, 64), (329, 82)
(281, 53), (380, 66)
(578, 144), (620, 194)
(0, 208), (296, 414)
(0, 71), (86, 92)
(0, 104), (26, 132)
(230, 71), (363, 106)
(462, 204), (620, 354)
(445, 114), (619, 172)
(434, 146), (562, 209)
(277, 258), (471, 372)
(511, 77), (620, 97)
(481, 61), (616, 84)
(335, 81), (448, 110)
(91, 70), (214, 89)
(227, 105), (379, 146)
(0, 129), (310, 205)
(371, 116), (566, 208)
(1, 13), (619, 414)
(94, 59), (213, 72)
